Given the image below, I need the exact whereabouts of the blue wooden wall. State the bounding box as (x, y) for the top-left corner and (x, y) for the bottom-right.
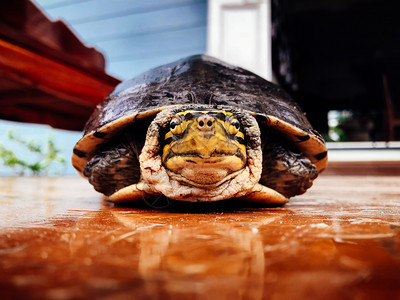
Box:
(34, 0), (208, 79)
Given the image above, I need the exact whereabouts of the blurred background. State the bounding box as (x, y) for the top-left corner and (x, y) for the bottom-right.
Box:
(0, 0), (399, 176)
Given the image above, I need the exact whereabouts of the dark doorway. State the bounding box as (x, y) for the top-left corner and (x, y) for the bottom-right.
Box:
(272, 0), (400, 141)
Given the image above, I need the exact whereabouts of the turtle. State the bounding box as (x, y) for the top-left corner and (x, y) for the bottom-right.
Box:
(72, 55), (327, 207)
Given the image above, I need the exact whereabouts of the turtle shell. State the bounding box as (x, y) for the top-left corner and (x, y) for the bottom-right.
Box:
(72, 54), (327, 177)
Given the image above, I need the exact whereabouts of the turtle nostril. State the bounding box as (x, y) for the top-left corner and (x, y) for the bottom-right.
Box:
(207, 120), (213, 127)
(199, 120), (204, 127)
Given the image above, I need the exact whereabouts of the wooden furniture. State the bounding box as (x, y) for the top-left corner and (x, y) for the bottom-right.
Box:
(0, 1), (120, 131)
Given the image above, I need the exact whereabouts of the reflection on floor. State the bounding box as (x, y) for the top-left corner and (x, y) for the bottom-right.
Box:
(0, 162), (400, 299)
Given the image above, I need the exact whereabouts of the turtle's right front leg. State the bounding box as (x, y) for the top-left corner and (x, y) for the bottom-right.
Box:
(83, 137), (141, 196)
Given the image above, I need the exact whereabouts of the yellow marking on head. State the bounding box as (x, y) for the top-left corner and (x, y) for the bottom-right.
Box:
(236, 131), (245, 140)
(164, 131), (173, 139)
(161, 110), (247, 184)
(176, 110), (233, 117)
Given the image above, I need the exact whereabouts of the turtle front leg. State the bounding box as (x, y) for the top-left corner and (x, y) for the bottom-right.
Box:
(261, 142), (318, 198)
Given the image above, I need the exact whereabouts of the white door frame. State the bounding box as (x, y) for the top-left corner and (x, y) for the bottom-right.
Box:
(207, 0), (272, 80)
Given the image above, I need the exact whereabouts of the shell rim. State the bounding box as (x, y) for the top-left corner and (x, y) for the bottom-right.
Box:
(72, 105), (328, 176)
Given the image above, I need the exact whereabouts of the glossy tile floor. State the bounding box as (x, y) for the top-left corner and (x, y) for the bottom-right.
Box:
(1, 163), (400, 299)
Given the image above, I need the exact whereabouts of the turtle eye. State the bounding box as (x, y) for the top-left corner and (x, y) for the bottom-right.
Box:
(170, 118), (183, 135)
(228, 119), (240, 135)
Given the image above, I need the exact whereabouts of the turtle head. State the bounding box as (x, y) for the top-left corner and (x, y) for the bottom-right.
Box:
(138, 106), (262, 202)
(162, 110), (247, 184)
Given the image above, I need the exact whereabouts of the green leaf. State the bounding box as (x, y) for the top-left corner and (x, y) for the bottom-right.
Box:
(0, 129), (66, 176)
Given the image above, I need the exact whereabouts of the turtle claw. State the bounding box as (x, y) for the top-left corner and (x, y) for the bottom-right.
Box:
(243, 183), (288, 205)
(109, 182), (156, 203)
(109, 182), (175, 209)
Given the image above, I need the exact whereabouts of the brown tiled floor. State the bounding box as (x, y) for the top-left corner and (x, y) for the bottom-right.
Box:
(1, 162), (400, 299)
